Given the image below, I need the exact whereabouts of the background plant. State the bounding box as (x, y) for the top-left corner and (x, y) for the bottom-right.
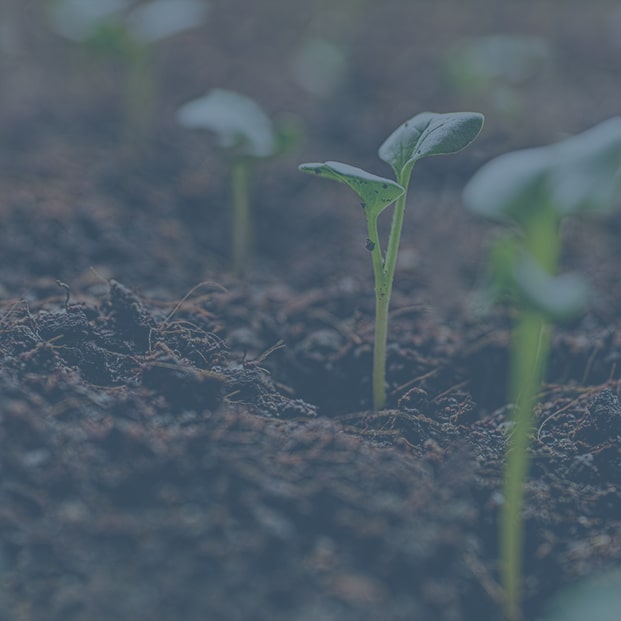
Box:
(301, 111), (484, 410)
(48, 0), (209, 145)
(176, 88), (298, 278)
(443, 34), (551, 119)
(463, 117), (621, 621)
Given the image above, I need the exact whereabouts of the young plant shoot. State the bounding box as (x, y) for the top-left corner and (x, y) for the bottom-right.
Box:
(48, 0), (209, 145)
(301, 111), (484, 410)
(176, 89), (297, 278)
(463, 117), (621, 621)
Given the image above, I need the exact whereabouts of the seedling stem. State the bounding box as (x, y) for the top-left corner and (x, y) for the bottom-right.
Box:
(369, 173), (411, 410)
(231, 159), (252, 279)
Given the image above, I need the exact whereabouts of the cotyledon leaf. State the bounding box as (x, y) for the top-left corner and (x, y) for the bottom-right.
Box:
(379, 111), (485, 180)
(463, 117), (621, 223)
(299, 161), (404, 218)
(512, 252), (588, 319)
(548, 116), (621, 216)
(176, 89), (277, 158)
(462, 145), (552, 224)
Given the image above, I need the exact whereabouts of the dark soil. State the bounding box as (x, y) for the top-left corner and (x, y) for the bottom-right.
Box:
(1, 1), (621, 620)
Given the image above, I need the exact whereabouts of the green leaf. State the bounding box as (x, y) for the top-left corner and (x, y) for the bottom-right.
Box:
(48, 0), (130, 42)
(378, 111), (484, 179)
(463, 117), (621, 222)
(299, 161), (404, 218)
(512, 253), (588, 319)
(463, 146), (552, 223)
(176, 89), (277, 158)
(126, 0), (209, 44)
(273, 115), (303, 157)
(549, 117), (621, 215)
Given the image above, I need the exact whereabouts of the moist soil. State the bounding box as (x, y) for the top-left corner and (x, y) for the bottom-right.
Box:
(1, 1), (621, 620)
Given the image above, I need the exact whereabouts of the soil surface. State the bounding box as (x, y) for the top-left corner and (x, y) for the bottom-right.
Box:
(1, 1), (621, 620)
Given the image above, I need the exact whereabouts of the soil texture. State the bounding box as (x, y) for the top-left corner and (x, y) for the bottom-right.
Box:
(1, 1), (621, 620)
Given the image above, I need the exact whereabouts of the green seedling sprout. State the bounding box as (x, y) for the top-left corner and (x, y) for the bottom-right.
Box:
(122, 0), (209, 144)
(47, 0), (131, 41)
(300, 111), (484, 410)
(463, 117), (621, 621)
(443, 35), (550, 118)
(176, 89), (297, 278)
(48, 0), (209, 145)
(290, 37), (349, 98)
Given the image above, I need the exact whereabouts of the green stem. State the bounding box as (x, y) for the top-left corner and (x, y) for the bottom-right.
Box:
(383, 190), (407, 300)
(372, 295), (389, 410)
(124, 40), (153, 148)
(502, 203), (560, 621)
(231, 159), (251, 278)
(368, 172), (411, 410)
(367, 214), (388, 410)
(502, 310), (550, 621)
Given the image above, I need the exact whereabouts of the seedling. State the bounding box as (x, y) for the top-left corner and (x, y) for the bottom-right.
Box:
(463, 117), (621, 621)
(176, 89), (298, 278)
(48, 0), (208, 144)
(300, 111), (484, 410)
(443, 35), (550, 118)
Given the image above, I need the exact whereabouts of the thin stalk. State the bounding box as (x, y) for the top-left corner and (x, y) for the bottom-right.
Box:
(501, 204), (560, 621)
(366, 214), (388, 410)
(369, 173), (411, 410)
(124, 40), (153, 148)
(231, 159), (251, 278)
(372, 294), (389, 410)
(502, 310), (550, 621)
(382, 192), (407, 301)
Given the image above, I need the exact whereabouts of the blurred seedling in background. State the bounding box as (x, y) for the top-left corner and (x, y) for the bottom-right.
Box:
(289, 0), (373, 99)
(300, 111), (484, 411)
(289, 37), (348, 98)
(463, 117), (621, 621)
(443, 35), (551, 118)
(47, 0), (209, 145)
(176, 89), (299, 279)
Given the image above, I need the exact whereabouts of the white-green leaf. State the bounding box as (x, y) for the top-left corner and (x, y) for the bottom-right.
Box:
(48, 0), (130, 42)
(176, 89), (277, 158)
(378, 111), (484, 179)
(512, 253), (588, 319)
(299, 161), (404, 218)
(463, 117), (621, 222)
(463, 146), (552, 223)
(126, 0), (209, 44)
(549, 117), (621, 215)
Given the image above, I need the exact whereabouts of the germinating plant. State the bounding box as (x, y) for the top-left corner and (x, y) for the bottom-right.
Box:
(300, 111), (484, 410)
(176, 89), (298, 278)
(463, 117), (621, 621)
(443, 35), (550, 119)
(48, 0), (209, 144)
